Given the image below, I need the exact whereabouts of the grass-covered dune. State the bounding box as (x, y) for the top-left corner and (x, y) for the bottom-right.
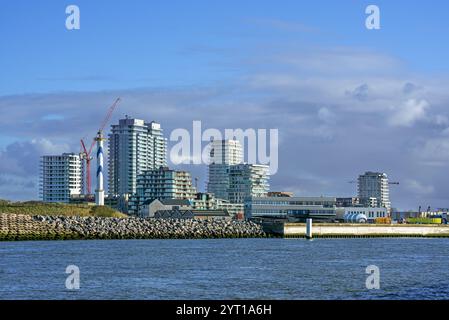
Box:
(0, 200), (127, 218)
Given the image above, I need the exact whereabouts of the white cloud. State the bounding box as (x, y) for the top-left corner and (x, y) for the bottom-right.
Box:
(0, 139), (70, 200)
(274, 47), (401, 75)
(414, 138), (449, 167)
(388, 99), (429, 127)
(404, 179), (434, 195)
(317, 107), (336, 124)
(433, 114), (449, 126)
(0, 138), (69, 176)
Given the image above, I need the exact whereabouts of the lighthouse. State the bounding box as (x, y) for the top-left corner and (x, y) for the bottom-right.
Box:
(95, 131), (105, 206)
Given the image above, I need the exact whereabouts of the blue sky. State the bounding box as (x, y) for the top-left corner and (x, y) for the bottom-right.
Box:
(1, 0), (448, 95)
(1, 1), (449, 210)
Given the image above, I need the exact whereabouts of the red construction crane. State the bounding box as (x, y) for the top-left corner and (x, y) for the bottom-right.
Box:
(80, 98), (121, 195)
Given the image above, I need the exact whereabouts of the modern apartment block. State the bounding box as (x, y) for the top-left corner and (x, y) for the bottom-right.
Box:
(208, 139), (243, 165)
(39, 153), (84, 203)
(207, 139), (243, 200)
(228, 164), (270, 203)
(207, 139), (269, 203)
(357, 171), (391, 210)
(108, 117), (167, 196)
(128, 166), (196, 215)
(245, 196), (336, 221)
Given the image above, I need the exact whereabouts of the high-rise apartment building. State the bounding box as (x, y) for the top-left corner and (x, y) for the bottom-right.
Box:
(108, 117), (167, 196)
(40, 153), (84, 203)
(357, 171), (391, 210)
(209, 139), (243, 165)
(228, 164), (270, 203)
(207, 139), (243, 200)
(128, 166), (196, 215)
(207, 139), (270, 203)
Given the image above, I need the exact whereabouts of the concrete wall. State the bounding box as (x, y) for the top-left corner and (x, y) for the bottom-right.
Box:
(283, 223), (449, 237)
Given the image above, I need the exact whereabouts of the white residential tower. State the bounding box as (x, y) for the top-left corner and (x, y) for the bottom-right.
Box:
(39, 153), (84, 203)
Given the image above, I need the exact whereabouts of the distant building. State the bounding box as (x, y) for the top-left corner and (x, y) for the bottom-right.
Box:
(207, 139), (243, 200)
(40, 153), (83, 203)
(69, 194), (119, 208)
(108, 117), (167, 197)
(336, 197), (360, 207)
(336, 207), (388, 223)
(208, 139), (243, 165)
(206, 140), (270, 203)
(128, 167), (196, 215)
(357, 172), (391, 210)
(139, 198), (192, 218)
(245, 196), (336, 221)
(268, 191), (294, 198)
(136, 167), (196, 200)
(207, 164), (231, 200)
(192, 192), (244, 218)
(359, 197), (378, 208)
(228, 164), (270, 203)
(391, 210), (447, 222)
(154, 209), (232, 221)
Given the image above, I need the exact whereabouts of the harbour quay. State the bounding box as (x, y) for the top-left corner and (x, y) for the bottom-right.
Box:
(261, 221), (449, 238)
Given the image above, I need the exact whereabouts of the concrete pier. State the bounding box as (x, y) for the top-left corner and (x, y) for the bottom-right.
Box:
(259, 221), (449, 238)
(281, 223), (449, 238)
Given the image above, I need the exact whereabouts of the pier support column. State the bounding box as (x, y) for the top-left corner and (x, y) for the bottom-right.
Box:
(306, 218), (313, 239)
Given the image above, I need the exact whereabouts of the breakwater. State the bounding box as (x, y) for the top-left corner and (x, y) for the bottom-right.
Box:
(3, 213), (449, 241)
(0, 213), (266, 241)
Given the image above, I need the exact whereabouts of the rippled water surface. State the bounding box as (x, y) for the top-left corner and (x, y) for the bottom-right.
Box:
(1, 238), (448, 299)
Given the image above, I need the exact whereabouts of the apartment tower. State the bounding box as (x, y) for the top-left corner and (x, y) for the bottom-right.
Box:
(40, 153), (84, 203)
(357, 171), (391, 210)
(108, 117), (167, 196)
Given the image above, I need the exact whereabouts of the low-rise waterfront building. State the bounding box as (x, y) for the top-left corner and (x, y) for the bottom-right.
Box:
(391, 210), (448, 222)
(245, 196), (336, 221)
(139, 199), (192, 218)
(335, 207), (388, 223)
(192, 192), (244, 219)
(336, 197), (360, 207)
(154, 209), (232, 221)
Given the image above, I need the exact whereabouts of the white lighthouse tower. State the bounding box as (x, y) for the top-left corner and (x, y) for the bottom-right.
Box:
(95, 131), (105, 206)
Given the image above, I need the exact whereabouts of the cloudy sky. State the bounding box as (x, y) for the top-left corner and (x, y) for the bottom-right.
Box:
(1, 0), (449, 210)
